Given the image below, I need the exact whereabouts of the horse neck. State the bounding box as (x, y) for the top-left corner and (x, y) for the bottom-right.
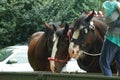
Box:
(37, 33), (51, 53)
(83, 28), (104, 54)
(93, 19), (107, 39)
(94, 27), (104, 42)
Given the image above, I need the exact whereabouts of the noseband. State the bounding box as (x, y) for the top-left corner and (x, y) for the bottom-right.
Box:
(48, 55), (69, 63)
(71, 25), (94, 50)
(71, 27), (90, 49)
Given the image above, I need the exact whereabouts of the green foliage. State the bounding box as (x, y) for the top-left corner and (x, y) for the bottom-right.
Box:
(0, 0), (104, 48)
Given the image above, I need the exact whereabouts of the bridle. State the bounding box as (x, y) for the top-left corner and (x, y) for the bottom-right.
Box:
(70, 21), (101, 56)
(71, 26), (90, 50)
(48, 30), (71, 63)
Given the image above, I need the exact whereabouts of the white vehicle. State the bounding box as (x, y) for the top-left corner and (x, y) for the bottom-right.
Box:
(0, 45), (33, 72)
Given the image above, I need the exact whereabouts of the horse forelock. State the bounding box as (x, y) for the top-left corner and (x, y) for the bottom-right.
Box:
(73, 15), (88, 31)
(55, 28), (69, 40)
(56, 28), (64, 37)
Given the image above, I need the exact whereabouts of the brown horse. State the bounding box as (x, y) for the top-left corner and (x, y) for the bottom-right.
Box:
(68, 11), (117, 73)
(28, 22), (58, 71)
(28, 22), (70, 73)
(48, 22), (70, 73)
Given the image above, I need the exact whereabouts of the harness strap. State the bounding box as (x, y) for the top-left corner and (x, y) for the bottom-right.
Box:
(81, 50), (101, 56)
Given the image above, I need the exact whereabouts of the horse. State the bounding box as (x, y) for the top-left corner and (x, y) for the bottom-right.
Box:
(48, 22), (70, 73)
(68, 11), (117, 73)
(28, 22), (58, 71)
(28, 22), (70, 73)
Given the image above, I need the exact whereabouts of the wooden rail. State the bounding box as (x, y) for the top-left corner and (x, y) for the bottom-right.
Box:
(0, 71), (120, 80)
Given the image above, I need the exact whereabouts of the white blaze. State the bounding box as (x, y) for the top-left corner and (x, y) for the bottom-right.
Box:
(50, 34), (58, 72)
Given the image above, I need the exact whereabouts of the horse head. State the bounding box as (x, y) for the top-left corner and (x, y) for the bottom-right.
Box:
(68, 11), (108, 72)
(28, 22), (59, 71)
(49, 22), (70, 73)
(69, 10), (95, 57)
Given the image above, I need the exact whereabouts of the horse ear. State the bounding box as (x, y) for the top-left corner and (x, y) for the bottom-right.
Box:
(63, 22), (69, 35)
(81, 12), (86, 16)
(44, 22), (51, 30)
(45, 22), (57, 31)
(85, 10), (95, 22)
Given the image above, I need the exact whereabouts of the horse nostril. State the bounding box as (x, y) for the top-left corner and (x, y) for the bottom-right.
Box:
(72, 50), (74, 54)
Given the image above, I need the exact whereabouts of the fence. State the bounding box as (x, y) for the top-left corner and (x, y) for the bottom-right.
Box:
(0, 71), (120, 80)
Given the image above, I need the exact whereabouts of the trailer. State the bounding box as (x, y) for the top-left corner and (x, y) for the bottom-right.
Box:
(0, 71), (120, 80)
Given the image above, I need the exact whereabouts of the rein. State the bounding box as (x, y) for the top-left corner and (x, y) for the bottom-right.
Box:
(81, 50), (101, 56)
(48, 30), (71, 63)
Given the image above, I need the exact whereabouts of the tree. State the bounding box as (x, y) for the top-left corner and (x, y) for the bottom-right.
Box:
(0, 0), (104, 48)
